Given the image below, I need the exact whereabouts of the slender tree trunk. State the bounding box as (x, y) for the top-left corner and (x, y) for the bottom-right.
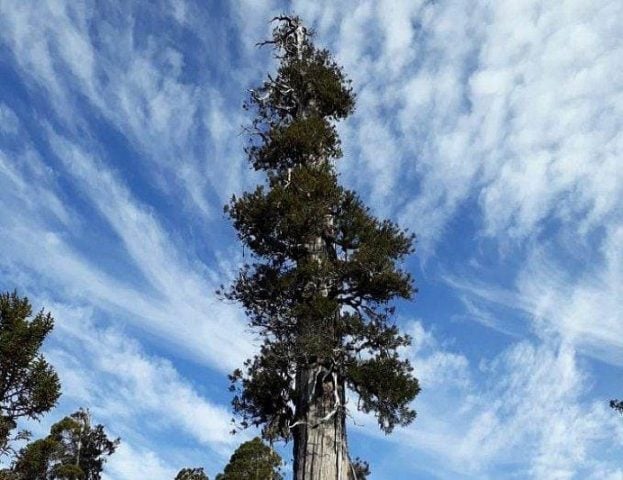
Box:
(293, 363), (351, 479)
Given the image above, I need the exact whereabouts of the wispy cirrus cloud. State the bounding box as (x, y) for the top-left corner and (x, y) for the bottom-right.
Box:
(0, 0), (255, 219)
(0, 110), (253, 372)
(1, 1), (622, 479)
(384, 327), (622, 479)
(297, 0), (623, 251)
(46, 302), (241, 457)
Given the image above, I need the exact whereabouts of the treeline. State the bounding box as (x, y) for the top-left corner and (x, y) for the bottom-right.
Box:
(0, 291), (282, 479)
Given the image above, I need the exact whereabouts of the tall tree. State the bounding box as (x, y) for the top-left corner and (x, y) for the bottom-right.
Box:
(223, 16), (420, 479)
(215, 437), (282, 480)
(10, 409), (119, 480)
(0, 291), (61, 455)
(611, 399), (623, 415)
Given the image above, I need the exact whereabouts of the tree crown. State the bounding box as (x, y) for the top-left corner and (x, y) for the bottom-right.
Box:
(223, 15), (419, 443)
(175, 467), (209, 480)
(215, 437), (282, 480)
(11, 409), (119, 480)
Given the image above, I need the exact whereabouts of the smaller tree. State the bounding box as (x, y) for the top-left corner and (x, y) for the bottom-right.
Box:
(11, 409), (119, 479)
(174, 468), (209, 480)
(215, 437), (282, 480)
(0, 291), (61, 455)
(6, 437), (58, 479)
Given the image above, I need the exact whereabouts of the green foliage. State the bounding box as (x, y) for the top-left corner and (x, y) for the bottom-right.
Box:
(244, 19), (355, 172)
(223, 15), (420, 446)
(215, 438), (282, 480)
(174, 467), (209, 480)
(248, 116), (342, 171)
(0, 291), (61, 454)
(11, 409), (119, 480)
(347, 356), (419, 431)
(6, 438), (57, 479)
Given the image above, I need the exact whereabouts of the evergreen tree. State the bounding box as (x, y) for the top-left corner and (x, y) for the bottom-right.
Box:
(222, 16), (420, 478)
(0, 292), (61, 455)
(10, 409), (118, 480)
(215, 437), (282, 480)
(174, 467), (209, 480)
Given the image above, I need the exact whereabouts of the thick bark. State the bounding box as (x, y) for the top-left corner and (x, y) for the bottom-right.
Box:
(293, 363), (352, 480)
(292, 224), (355, 479)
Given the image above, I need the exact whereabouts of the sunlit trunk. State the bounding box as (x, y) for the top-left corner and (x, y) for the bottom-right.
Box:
(292, 219), (354, 479)
(293, 364), (352, 479)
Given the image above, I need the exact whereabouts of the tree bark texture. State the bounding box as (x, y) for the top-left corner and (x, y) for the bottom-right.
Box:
(292, 221), (354, 479)
(293, 364), (352, 480)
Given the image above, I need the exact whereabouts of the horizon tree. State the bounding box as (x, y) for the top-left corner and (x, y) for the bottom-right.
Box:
(175, 467), (209, 480)
(215, 437), (282, 480)
(9, 408), (118, 480)
(0, 291), (61, 456)
(222, 16), (420, 479)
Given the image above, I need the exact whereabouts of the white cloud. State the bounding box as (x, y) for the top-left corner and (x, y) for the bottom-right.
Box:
(391, 338), (623, 479)
(0, 146), (74, 229)
(45, 302), (237, 450)
(515, 225), (623, 365)
(0, 103), (20, 135)
(58, 132), (254, 369)
(403, 320), (471, 390)
(444, 223), (623, 366)
(349, 320), (621, 479)
(0, 0), (254, 219)
(0, 123), (253, 372)
(103, 442), (176, 480)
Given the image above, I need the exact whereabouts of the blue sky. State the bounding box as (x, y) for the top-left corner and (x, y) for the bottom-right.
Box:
(0, 0), (622, 478)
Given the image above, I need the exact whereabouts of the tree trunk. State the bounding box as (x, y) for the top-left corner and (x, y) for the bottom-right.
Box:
(291, 16), (352, 469)
(293, 225), (353, 479)
(293, 363), (352, 480)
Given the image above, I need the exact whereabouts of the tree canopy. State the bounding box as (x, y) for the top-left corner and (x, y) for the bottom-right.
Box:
(9, 409), (119, 480)
(174, 467), (209, 480)
(215, 437), (282, 480)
